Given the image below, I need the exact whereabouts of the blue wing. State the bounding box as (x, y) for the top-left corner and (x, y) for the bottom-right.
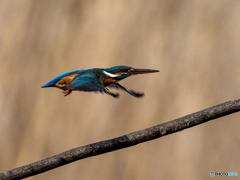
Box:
(109, 83), (144, 97)
(69, 76), (119, 98)
(69, 77), (105, 93)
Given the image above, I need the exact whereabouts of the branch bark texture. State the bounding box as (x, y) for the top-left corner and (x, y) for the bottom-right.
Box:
(1, 99), (240, 180)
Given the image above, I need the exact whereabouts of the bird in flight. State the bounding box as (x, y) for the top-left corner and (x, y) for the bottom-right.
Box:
(41, 66), (159, 98)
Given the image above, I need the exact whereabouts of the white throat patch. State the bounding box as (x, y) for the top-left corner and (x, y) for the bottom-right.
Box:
(103, 70), (117, 77)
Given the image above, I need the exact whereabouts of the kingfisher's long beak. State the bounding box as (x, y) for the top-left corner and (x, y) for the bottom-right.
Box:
(130, 69), (159, 74)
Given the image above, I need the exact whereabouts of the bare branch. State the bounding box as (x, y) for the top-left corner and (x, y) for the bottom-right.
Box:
(1, 99), (240, 180)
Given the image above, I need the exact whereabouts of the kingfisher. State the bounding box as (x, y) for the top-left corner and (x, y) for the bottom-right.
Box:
(41, 66), (159, 98)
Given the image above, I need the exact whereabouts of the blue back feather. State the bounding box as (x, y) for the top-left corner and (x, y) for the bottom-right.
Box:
(41, 69), (92, 88)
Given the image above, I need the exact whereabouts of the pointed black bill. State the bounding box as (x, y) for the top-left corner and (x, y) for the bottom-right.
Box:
(130, 69), (159, 74)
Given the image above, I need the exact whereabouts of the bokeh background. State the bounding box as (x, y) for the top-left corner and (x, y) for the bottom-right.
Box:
(1, 0), (240, 179)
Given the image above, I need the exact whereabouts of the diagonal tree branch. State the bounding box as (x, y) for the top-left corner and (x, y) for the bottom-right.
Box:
(1, 99), (240, 180)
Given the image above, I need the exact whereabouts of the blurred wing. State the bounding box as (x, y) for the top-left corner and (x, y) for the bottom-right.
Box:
(108, 83), (120, 89)
(109, 83), (144, 98)
(69, 77), (105, 93)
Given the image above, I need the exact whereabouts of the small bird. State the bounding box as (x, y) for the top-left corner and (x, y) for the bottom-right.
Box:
(41, 65), (159, 98)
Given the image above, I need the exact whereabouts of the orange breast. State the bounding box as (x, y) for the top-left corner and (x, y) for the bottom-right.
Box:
(101, 78), (117, 86)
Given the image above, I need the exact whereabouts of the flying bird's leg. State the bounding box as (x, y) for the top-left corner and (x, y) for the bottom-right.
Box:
(115, 83), (144, 98)
(63, 88), (72, 96)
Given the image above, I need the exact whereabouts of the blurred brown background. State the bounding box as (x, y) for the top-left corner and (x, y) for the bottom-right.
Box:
(1, 0), (240, 179)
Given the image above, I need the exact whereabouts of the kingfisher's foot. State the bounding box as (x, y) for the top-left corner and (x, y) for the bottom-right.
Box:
(63, 88), (72, 96)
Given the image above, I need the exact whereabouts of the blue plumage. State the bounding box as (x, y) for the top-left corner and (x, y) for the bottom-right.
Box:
(41, 66), (159, 98)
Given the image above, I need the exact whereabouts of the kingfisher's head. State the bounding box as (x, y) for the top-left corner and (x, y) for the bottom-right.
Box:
(103, 66), (159, 81)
